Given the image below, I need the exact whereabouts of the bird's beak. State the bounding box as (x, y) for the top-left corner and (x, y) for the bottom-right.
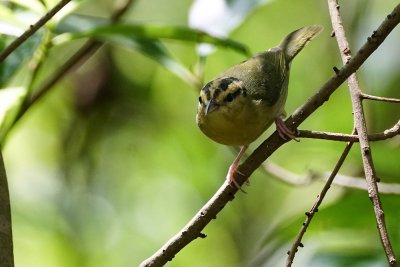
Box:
(205, 99), (219, 115)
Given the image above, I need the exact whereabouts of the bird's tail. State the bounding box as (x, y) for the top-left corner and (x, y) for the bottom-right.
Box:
(279, 25), (323, 62)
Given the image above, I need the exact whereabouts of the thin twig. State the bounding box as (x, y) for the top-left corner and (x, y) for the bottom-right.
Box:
(261, 161), (313, 185)
(328, 0), (397, 266)
(140, 4), (400, 266)
(362, 93), (400, 103)
(0, 0), (72, 63)
(262, 161), (400, 195)
(325, 174), (400, 195)
(297, 120), (400, 141)
(286, 133), (355, 267)
(0, 149), (14, 267)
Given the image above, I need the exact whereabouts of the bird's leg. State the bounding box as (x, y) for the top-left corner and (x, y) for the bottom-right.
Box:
(226, 144), (248, 190)
(274, 116), (299, 141)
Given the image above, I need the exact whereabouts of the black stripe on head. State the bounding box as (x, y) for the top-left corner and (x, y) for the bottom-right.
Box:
(223, 87), (247, 103)
(218, 77), (240, 91)
(201, 81), (212, 100)
(212, 88), (222, 99)
(231, 87), (243, 99)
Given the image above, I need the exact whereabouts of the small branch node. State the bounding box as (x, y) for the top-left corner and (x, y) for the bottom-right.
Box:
(372, 30), (379, 38)
(333, 66), (340, 74)
(362, 146), (371, 154)
(198, 232), (207, 239)
(343, 47), (351, 55)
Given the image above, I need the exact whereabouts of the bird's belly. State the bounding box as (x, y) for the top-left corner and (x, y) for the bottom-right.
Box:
(198, 104), (275, 146)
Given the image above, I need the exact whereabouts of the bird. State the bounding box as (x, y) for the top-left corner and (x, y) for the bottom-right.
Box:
(196, 25), (323, 189)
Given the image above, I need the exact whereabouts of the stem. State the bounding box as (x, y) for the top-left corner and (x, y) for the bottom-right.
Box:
(262, 161), (400, 195)
(361, 93), (400, 103)
(286, 134), (355, 266)
(297, 120), (400, 142)
(0, 149), (14, 267)
(328, 0), (398, 265)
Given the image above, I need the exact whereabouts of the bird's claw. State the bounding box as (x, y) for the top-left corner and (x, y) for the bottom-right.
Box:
(275, 117), (299, 142)
(226, 164), (247, 193)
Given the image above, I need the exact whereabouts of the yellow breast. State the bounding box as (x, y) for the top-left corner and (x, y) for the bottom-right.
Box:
(196, 99), (276, 146)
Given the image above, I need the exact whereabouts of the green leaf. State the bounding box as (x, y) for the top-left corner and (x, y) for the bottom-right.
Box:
(106, 35), (201, 87)
(55, 14), (109, 34)
(53, 23), (249, 56)
(52, 19), (249, 86)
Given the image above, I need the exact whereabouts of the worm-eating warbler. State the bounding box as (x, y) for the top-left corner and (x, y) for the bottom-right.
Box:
(196, 25), (323, 188)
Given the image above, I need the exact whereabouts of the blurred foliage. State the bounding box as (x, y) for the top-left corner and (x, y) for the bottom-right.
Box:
(0, 0), (399, 267)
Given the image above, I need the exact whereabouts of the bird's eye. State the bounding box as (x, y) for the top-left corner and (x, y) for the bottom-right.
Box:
(198, 96), (203, 104)
(225, 93), (234, 102)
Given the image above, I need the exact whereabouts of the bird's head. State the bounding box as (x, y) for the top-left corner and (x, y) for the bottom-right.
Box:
(197, 77), (248, 117)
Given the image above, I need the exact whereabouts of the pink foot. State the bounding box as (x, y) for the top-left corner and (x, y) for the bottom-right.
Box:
(226, 145), (248, 191)
(227, 163), (241, 189)
(274, 117), (299, 141)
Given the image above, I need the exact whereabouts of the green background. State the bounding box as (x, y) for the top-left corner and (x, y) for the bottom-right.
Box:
(1, 0), (400, 266)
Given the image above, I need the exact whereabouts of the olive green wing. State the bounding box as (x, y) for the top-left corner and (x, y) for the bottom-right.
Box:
(252, 48), (288, 106)
(214, 47), (288, 106)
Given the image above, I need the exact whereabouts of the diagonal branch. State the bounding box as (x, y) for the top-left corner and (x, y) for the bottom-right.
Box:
(140, 3), (400, 267)
(286, 131), (355, 267)
(0, 0), (72, 63)
(328, 0), (397, 266)
(297, 120), (400, 141)
(325, 174), (400, 195)
(262, 161), (400, 195)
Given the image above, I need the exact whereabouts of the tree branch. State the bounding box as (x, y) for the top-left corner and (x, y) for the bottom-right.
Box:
(328, 0), (397, 266)
(262, 161), (400, 195)
(0, 149), (14, 267)
(297, 120), (400, 141)
(325, 173), (400, 195)
(140, 3), (400, 267)
(0, 0), (72, 63)
(362, 93), (400, 103)
(286, 132), (355, 266)
(260, 161), (313, 186)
